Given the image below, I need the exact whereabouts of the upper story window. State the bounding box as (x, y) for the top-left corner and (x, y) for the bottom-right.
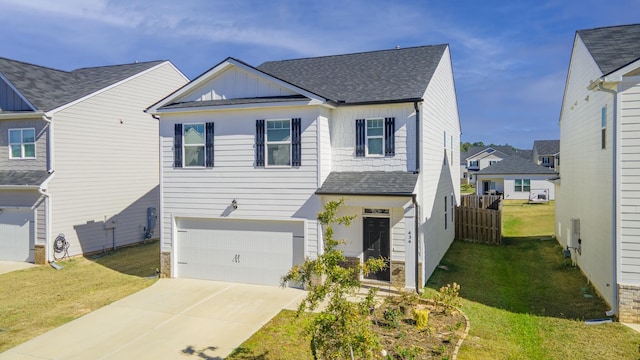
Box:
(489, 160), (497, 166)
(266, 119), (291, 166)
(255, 118), (301, 167)
(355, 117), (395, 157)
(469, 160), (479, 167)
(173, 123), (214, 168)
(366, 119), (384, 156)
(542, 157), (550, 164)
(9, 128), (35, 159)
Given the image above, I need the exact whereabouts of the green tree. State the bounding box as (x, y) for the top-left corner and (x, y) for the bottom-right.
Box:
(282, 199), (386, 359)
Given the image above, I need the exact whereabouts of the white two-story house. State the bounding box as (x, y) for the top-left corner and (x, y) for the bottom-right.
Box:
(147, 45), (461, 290)
(556, 23), (640, 322)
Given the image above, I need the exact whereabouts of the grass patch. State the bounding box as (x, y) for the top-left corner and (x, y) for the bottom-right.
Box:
(0, 241), (159, 352)
(502, 200), (555, 237)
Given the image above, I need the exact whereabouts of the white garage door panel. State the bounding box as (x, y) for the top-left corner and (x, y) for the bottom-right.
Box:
(177, 228), (294, 286)
(0, 209), (34, 262)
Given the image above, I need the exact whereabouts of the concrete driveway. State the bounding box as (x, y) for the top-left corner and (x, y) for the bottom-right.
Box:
(0, 261), (35, 275)
(1, 278), (306, 360)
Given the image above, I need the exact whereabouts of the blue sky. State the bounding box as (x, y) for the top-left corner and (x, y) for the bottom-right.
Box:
(1, 0), (638, 149)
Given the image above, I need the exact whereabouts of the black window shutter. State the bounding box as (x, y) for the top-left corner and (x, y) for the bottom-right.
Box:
(205, 122), (214, 168)
(173, 123), (182, 168)
(292, 118), (301, 166)
(355, 119), (365, 157)
(385, 117), (395, 157)
(255, 119), (265, 167)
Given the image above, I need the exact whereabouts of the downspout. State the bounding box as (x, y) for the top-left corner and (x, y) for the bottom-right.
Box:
(41, 114), (54, 263)
(413, 101), (421, 293)
(595, 81), (619, 318)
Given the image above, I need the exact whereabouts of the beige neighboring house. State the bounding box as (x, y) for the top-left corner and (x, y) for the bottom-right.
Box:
(0, 57), (188, 263)
(147, 45), (461, 290)
(556, 23), (640, 323)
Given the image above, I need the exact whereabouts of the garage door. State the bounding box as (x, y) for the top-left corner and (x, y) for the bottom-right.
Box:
(0, 208), (34, 262)
(176, 218), (303, 286)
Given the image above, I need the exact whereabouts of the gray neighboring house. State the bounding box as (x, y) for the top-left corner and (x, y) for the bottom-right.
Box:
(532, 140), (560, 170)
(475, 155), (557, 200)
(0, 57), (187, 263)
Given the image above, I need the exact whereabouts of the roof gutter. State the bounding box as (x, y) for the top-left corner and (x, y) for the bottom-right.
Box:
(414, 101), (421, 172)
(592, 79), (619, 318)
(38, 172), (55, 263)
(412, 194), (420, 293)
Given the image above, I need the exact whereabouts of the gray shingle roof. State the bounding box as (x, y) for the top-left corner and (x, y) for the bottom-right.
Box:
(316, 171), (418, 196)
(0, 57), (165, 112)
(578, 24), (640, 75)
(257, 45), (448, 104)
(0, 170), (50, 187)
(533, 140), (560, 155)
(475, 156), (557, 175)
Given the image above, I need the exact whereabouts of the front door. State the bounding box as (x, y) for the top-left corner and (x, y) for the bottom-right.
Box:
(363, 217), (390, 281)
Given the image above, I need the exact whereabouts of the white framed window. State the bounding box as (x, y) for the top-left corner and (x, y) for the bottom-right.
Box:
(444, 196), (448, 230)
(489, 160), (497, 166)
(366, 118), (384, 156)
(469, 160), (479, 167)
(9, 128), (36, 159)
(515, 179), (531, 192)
(542, 157), (550, 164)
(183, 124), (205, 167)
(266, 119), (291, 166)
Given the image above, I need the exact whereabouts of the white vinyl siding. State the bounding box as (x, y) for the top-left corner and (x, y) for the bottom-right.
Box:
(47, 62), (187, 257)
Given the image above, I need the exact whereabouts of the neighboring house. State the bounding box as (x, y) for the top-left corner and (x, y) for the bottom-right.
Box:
(532, 140), (560, 170)
(147, 45), (461, 290)
(460, 145), (530, 185)
(474, 155), (557, 200)
(0, 57), (187, 263)
(556, 23), (640, 323)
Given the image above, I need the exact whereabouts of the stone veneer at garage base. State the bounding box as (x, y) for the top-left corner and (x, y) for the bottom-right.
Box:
(619, 285), (640, 323)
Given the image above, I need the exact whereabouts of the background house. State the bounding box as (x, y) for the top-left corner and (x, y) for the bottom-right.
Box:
(147, 45), (461, 290)
(0, 57), (187, 263)
(532, 140), (560, 170)
(556, 23), (640, 322)
(474, 155), (557, 200)
(460, 145), (531, 185)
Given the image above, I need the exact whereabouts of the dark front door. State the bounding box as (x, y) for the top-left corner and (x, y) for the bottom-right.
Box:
(363, 217), (390, 281)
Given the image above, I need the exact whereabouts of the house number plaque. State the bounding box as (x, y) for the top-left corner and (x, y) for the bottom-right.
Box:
(232, 254), (240, 263)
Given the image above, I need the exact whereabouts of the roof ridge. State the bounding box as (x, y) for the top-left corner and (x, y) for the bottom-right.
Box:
(260, 44), (448, 64)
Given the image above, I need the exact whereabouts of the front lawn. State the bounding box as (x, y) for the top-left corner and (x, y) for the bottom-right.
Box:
(229, 200), (640, 359)
(0, 241), (159, 352)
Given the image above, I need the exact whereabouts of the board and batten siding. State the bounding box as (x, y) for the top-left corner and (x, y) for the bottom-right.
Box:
(180, 66), (297, 102)
(46, 62), (187, 257)
(419, 45), (460, 284)
(556, 36), (615, 305)
(330, 103), (415, 172)
(619, 77), (640, 285)
(159, 106), (322, 258)
(0, 78), (31, 111)
(0, 118), (48, 171)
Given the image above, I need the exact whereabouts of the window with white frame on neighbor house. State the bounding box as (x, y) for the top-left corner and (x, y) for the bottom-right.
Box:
(183, 124), (205, 167)
(266, 119), (291, 166)
(514, 179), (530, 192)
(9, 128), (36, 159)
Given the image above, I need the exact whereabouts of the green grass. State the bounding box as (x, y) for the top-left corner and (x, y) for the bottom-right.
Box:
(229, 200), (640, 359)
(0, 241), (159, 352)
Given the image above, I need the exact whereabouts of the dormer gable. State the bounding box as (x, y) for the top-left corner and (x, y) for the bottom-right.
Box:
(0, 75), (34, 112)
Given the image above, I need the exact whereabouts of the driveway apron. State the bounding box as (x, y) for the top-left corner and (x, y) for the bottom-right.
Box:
(0, 278), (306, 359)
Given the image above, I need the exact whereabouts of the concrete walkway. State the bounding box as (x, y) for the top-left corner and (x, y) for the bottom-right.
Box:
(0, 278), (306, 360)
(0, 261), (36, 275)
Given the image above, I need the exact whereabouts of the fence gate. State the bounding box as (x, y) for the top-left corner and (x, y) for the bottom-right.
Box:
(455, 195), (502, 245)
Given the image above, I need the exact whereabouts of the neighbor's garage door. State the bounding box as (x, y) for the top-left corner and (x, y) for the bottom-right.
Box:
(175, 218), (303, 286)
(0, 208), (34, 262)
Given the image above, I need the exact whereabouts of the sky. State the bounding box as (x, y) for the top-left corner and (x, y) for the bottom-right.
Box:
(1, 0), (638, 150)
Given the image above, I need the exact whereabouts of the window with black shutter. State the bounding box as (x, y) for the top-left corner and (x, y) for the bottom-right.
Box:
(355, 119), (365, 157)
(255, 119), (265, 166)
(205, 122), (214, 168)
(355, 117), (395, 157)
(173, 123), (182, 168)
(385, 117), (395, 156)
(291, 118), (301, 166)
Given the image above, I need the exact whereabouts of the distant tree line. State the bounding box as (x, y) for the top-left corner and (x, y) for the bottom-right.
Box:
(460, 141), (514, 152)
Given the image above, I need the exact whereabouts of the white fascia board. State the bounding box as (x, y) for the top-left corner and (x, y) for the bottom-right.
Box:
(603, 59), (640, 83)
(0, 185), (41, 190)
(0, 111), (44, 120)
(46, 61), (177, 116)
(0, 73), (37, 111)
(155, 99), (327, 115)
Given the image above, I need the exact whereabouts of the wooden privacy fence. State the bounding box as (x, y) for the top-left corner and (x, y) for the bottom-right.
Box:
(455, 195), (502, 245)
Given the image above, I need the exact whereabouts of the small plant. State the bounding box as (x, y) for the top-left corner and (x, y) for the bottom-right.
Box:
(433, 282), (461, 314)
(414, 308), (430, 331)
(383, 307), (401, 329)
(395, 345), (423, 359)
